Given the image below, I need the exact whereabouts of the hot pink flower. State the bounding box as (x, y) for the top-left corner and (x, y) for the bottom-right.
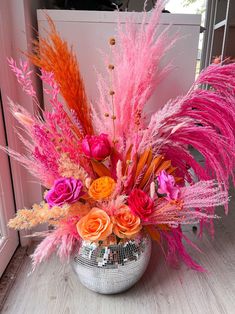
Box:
(157, 170), (180, 200)
(45, 177), (84, 207)
(128, 189), (154, 221)
(82, 133), (111, 161)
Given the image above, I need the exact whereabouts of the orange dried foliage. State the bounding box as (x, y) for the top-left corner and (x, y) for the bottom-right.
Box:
(145, 148), (153, 169)
(122, 144), (133, 175)
(155, 160), (172, 175)
(145, 226), (161, 243)
(28, 15), (93, 135)
(91, 159), (111, 177)
(139, 156), (164, 188)
(134, 150), (179, 189)
(135, 148), (150, 179)
(145, 223), (172, 242)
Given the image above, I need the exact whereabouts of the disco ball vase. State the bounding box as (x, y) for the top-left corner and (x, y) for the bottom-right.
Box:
(71, 232), (152, 294)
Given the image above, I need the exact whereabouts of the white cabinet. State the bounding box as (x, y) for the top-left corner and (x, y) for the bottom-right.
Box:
(38, 10), (200, 114)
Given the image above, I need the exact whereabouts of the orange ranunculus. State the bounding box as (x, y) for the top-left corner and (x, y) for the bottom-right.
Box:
(112, 205), (142, 239)
(88, 176), (116, 200)
(76, 207), (113, 241)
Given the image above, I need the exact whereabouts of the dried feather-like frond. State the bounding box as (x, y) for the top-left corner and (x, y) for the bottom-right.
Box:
(8, 202), (69, 230)
(31, 219), (81, 270)
(93, 0), (176, 148)
(159, 226), (206, 272)
(0, 145), (57, 187)
(58, 153), (89, 183)
(139, 63), (235, 217)
(8, 58), (36, 98)
(4, 91), (93, 187)
(28, 15), (93, 135)
(113, 160), (124, 196)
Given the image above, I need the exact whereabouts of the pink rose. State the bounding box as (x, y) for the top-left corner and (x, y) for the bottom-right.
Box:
(128, 189), (154, 221)
(45, 178), (84, 207)
(157, 170), (180, 200)
(82, 133), (111, 160)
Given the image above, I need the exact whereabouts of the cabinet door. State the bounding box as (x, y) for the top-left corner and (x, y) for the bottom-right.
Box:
(0, 94), (19, 277)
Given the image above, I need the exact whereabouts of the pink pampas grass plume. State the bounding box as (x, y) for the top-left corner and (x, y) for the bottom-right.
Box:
(92, 0), (177, 153)
(31, 219), (80, 271)
(139, 63), (235, 220)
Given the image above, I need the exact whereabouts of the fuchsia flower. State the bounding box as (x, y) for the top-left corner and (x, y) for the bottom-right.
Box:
(157, 170), (180, 200)
(128, 189), (154, 221)
(82, 133), (111, 160)
(45, 177), (84, 207)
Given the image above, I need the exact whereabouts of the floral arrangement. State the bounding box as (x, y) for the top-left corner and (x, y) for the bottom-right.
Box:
(4, 0), (235, 272)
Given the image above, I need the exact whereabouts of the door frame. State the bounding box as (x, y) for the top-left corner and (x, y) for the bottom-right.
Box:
(0, 0), (43, 248)
(0, 92), (19, 277)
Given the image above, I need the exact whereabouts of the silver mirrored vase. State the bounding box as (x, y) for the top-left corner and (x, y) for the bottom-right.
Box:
(71, 232), (152, 294)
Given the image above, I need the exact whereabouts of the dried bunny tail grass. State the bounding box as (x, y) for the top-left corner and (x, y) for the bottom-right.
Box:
(58, 153), (89, 183)
(27, 14), (93, 135)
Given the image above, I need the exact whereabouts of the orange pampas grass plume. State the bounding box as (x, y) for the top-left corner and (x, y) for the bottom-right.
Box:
(28, 15), (93, 135)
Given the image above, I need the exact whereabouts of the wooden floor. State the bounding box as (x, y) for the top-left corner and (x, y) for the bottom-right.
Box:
(2, 192), (235, 314)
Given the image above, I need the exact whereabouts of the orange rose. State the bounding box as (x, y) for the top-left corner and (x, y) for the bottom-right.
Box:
(76, 207), (113, 241)
(112, 205), (142, 239)
(88, 176), (116, 200)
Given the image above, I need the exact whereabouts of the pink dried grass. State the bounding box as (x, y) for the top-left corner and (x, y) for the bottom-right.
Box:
(181, 180), (228, 208)
(31, 219), (80, 271)
(160, 226), (205, 272)
(4, 62), (93, 187)
(148, 180), (226, 227)
(8, 58), (36, 98)
(139, 63), (235, 217)
(92, 0), (176, 152)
